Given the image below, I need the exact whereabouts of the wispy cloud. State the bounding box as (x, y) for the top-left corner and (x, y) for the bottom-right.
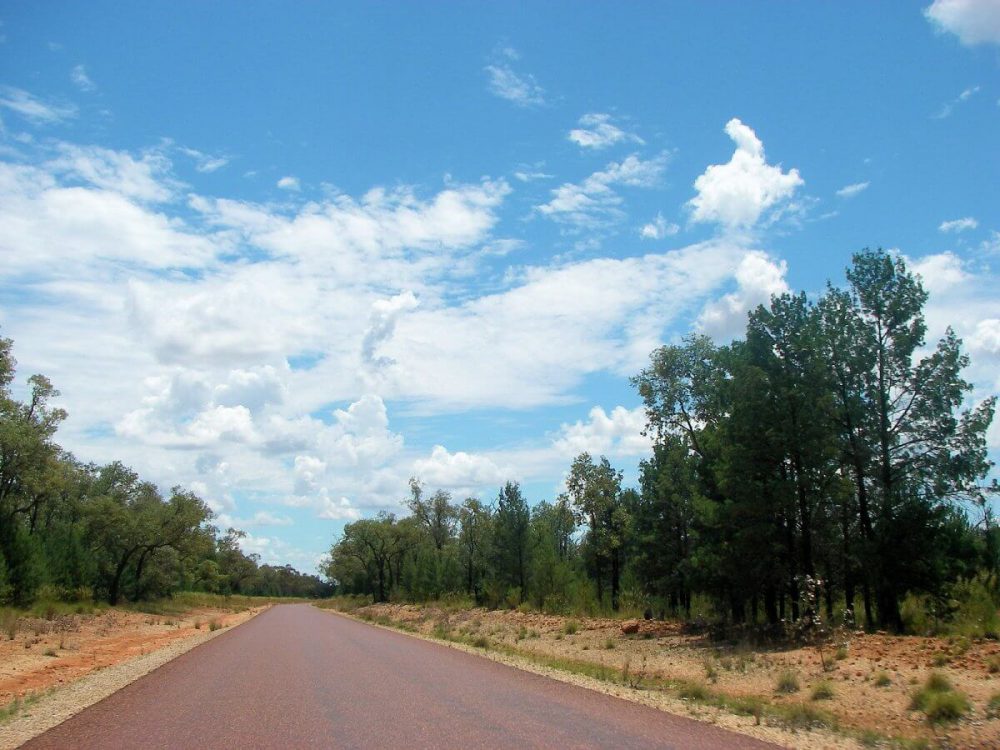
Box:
(836, 181), (869, 198)
(70, 64), (96, 92)
(178, 146), (229, 173)
(276, 175), (300, 191)
(536, 153), (669, 229)
(939, 216), (978, 233)
(568, 113), (644, 150)
(934, 85), (980, 119)
(485, 47), (545, 107)
(0, 86), (77, 124)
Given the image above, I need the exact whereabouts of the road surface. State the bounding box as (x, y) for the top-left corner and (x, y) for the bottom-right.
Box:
(22, 604), (781, 749)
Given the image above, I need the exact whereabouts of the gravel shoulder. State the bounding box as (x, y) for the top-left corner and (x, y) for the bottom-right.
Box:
(317, 602), (1000, 750)
(0, 607), (263, 750)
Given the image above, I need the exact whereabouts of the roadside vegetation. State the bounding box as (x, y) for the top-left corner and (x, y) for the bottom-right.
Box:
(0, 336), (330, 611)
(325, 251), (998, 643)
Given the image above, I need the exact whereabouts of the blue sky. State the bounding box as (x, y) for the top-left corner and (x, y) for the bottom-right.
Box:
(1, 1), (998, 573)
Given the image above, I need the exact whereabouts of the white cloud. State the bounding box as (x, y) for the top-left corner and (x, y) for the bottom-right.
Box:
(926, 0), (1000, 45)
(939, 216), (978, 232)
(568, 113), (644, 150)
(640, 213), (680, 240)
(0, 86), (77, 124)
(969, 318), (1000, 355)
(696, 250), (789, 340)
(934, 85), (980, 118)
(277, 175), (300, 191)
(536, 153), (668, 228)
(47, 144), (176, 203)
(911, 251), (971, 294)
(553, 405), (652, 458)
(361, 291), (420, 371)
(178, 146), (229, 173)
(688, 118), (803, 232)
(836, 181), (870, 198)
(70, 64), (95, 92)
(485, 59), (545, 107)
(412, 445), (506, 489)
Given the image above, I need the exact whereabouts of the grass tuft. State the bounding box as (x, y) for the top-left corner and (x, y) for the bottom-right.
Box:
(811, 680), (835, 701)
(775, 669), (800, 694)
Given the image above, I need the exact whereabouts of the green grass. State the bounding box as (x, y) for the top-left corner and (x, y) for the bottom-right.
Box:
(563, 619), (579, 635)
(0, 692), (43, 725)
(909, 672), (970, 724)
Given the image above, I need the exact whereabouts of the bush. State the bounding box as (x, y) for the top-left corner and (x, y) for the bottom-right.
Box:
(874, 670), (891, 687)
(563, 619), (579, 635)
(986, 692), (1000, 719)
(775, 670), (800, 694)
(910, 672), (970, 724)
(811, 680), (835, 700)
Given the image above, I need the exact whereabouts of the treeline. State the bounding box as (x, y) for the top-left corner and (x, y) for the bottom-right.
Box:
(0, 337), (330, 606)
(327, 250), (999, 634)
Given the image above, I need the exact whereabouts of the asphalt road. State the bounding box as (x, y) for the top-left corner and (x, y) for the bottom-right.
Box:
(22, 604), (782, 749)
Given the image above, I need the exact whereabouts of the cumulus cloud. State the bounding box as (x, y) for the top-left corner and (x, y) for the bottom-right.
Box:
(687, 118), (803, 232)
(536, 153), (669, 229)
(412, 445), (506, 489)
(640, 213), (680, 240)
(568, 113), (644, 150)
(939, 216), (978, 232)
(696, 250), (789, 340)
(911, 251), (971, 294)
(361, 292), (420, 370)
(925, 0), (1000, 45)
(836, 181), (869, 198)
(276, 175), (300, 191)
(553, 405), (652, 458)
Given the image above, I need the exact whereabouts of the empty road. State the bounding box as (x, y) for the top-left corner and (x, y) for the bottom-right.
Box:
(22, 604), (781, 749)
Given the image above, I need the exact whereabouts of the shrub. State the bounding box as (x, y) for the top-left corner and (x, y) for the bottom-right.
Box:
(703, 659), (718, 682)
(834, 645), (849, 660)
(986, 692), (1000, 719)
(563, 620), (579, 635)
(811, 680), (835, 700)
(208, 619), (221, 632)
(679, 682), (710, 701)
(472, 635), (489, 649)
(986, 655), (1000, 674)
(874, 670), (891, 687)
(604, 638), (615, 650)
(775, 670), (800, 694)
(922, 691), (970, 724)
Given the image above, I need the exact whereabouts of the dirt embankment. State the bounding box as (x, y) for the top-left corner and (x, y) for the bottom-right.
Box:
(0, 604), (263, 749)
(334, 602), (1000, 750)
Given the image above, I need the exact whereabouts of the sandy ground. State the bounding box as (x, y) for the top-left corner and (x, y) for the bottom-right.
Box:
(0, 605), (264, 749)
(333, 602), (1000, 750)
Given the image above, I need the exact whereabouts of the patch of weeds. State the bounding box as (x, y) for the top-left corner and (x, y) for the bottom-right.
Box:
(528, 629), (539, 639)
(910, 672), (970, 724)
(208, 619), (221, 632)
(43, 648), (57, 657)
(986, 655), (1000, 674)
(931, 652), (951, 667)
(193, 619), (203, 630)
(774, 703), (831, 731)
(874, 670), (891, 687)
(679, 681), (710, 701)
(472, 635), (489, 649)
(563, 620), (579, 635)
(604, 638), (616, 650)
(703, 659), (718, 683)
(516, 625), (527, 641)
(986, 692), (1000, 719)
(834, 645), (849, 661)
(811, 680), (835, 701)
(2, 610), (19, 640)
(775, 669), (800, 694)
(554, 633), (563, 640)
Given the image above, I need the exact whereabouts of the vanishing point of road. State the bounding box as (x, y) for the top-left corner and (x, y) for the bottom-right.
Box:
(22, 604), (781, 749)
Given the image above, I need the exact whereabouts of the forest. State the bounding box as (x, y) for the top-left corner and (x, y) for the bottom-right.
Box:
(327, 249), (999, 635)
(0, 340), (330, 606)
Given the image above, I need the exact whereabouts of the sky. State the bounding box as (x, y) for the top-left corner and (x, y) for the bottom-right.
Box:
(1, 1), (998, 574)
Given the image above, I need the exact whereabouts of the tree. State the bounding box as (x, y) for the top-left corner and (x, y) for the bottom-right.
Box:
(566, 453), (627, 610)
(491, 481), (531, 602)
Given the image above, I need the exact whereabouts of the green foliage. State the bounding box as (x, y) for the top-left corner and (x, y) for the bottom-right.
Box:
(811, 680), (835, 700)
(910, 672), (970, 723)
(0, 335), (327, 608)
